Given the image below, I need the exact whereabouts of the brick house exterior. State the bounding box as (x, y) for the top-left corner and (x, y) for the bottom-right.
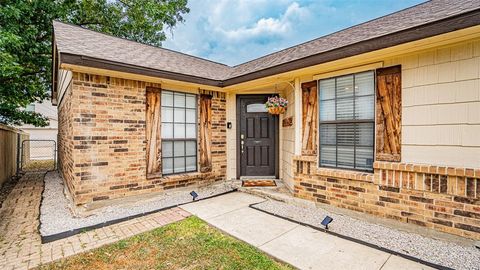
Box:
(53, 1), (480, 240)
(58, 73), (226, 205)
(294, 157), (480, 239)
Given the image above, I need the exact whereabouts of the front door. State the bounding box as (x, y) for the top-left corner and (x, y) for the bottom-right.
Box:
(237, 95), (278, 177)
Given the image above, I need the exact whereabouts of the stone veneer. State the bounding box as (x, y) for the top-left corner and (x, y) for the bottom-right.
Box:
(294, 156), (480, 240)
(57, 72), (226, 205)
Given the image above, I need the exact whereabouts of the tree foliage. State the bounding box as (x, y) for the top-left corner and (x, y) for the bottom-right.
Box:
(0, 0), (189, 126)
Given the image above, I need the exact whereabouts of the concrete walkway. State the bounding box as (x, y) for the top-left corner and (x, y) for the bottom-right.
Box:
(181, 192), (434, 270)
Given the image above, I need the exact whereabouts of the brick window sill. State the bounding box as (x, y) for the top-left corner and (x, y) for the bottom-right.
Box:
(293, 155), (374, 182)
(373, 161), (480, 178)
(148, 171), (205, 184)
(313, 167), (374, 182)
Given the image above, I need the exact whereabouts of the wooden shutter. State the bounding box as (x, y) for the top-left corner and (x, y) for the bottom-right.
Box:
(376, 66), (401, 162)
(199, 94), (212, 172)
(146, 87), (161, 177)
(302, 81), (318, 156)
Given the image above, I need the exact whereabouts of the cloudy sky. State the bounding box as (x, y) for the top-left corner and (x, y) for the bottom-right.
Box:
(163, 0), (424, 66)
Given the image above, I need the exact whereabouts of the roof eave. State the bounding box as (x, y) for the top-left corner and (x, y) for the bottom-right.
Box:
(59, 53), (225, 87)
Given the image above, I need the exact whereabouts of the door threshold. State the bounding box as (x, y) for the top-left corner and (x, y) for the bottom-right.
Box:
(239, 176), (276, 180)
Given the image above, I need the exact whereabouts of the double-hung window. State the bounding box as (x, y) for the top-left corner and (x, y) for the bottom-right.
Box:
(161, 91), (197, 175)
(318, 71), (375, 171)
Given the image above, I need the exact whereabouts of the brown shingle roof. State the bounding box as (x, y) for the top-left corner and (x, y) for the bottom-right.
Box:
(53, 0), (480, 86)
(53, 22), (230, 81)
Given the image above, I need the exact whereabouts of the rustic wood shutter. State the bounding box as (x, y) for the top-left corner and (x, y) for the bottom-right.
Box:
(376, 65), (401, 162)
(146, 87), (162, 177)
(302, 81), (318, 155)
(199, 94), (212, 172)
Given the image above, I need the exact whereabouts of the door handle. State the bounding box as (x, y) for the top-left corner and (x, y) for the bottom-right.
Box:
(241, 136), (244, 154)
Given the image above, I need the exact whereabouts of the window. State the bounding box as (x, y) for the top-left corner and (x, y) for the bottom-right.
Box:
(25, 104), (35, 112)
(161, 91), (197, 175)
(318, 71), (375, 171)
(246, 103), (267, 113)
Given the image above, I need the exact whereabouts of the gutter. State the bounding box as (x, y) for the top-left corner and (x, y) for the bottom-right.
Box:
(60, 54), (225, 87)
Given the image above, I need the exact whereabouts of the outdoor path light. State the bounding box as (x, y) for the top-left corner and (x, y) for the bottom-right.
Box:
(190, 191), (198, 201)
(321, 216), (333, 230)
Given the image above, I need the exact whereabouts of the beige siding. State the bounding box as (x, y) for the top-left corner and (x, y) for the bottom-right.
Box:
(226, 93), (237, 180)
(20, 101), (58, 143)
(387, 39), (480, 168)
(57, 69), (72, 103)
(280, 86), (296, 190)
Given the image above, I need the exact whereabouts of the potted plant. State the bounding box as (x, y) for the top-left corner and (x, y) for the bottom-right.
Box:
(265, 96), (288, 115)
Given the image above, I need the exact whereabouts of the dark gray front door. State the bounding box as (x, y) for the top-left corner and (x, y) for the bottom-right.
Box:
(237, 95), (278, 177)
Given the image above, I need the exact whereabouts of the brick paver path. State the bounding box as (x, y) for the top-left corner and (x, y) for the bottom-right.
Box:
(0, 172), (191, 270)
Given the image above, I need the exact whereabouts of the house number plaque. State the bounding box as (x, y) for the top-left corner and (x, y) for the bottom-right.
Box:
(282, 116), (293, 127)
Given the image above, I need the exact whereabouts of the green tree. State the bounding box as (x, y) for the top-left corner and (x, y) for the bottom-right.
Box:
(0, 0), (189, 126)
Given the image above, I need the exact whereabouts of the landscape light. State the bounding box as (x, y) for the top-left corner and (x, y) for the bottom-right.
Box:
(190, 191), (198, 201)
(321, 216), (333, 230)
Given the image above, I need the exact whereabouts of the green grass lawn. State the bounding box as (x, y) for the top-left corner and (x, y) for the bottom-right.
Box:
(38, 216), (293, 270)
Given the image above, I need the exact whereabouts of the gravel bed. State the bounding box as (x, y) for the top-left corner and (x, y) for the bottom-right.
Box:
(40, 171), (236, 237)
(253, 200), (480, 270)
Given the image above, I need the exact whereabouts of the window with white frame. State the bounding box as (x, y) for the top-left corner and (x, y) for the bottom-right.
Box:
(161, 91), (197, 175)
(318, 71), (375, 171)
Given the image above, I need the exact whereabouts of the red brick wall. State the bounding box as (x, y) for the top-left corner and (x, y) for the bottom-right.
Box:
(57, 72), (226, 205)
(294, 156), (480, 240)
(57, 80), (75, 194)
(209, 91), (227, 177)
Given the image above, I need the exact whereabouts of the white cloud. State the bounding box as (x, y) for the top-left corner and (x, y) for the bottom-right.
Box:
(220, 17), (290, 41)
(163, 0), (424, 66)
(217, 2), (309, 42)
(164, 1), (311, 65)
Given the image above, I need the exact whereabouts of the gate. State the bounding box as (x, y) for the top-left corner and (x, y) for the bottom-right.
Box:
(19, 140), (57, 172)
